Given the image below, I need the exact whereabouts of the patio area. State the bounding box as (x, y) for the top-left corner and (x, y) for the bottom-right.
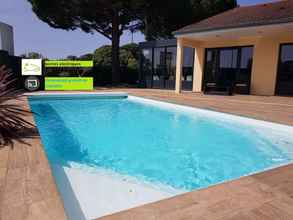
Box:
(0, 89), (292, 220)
(98, 88), (293, 126)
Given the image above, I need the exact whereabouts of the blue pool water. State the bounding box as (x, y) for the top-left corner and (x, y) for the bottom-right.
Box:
(29, 95), (293, 191)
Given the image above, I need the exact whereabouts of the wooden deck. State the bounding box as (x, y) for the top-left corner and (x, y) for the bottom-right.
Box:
(0, 89), (292, 220)
(0, 98), (67, 220)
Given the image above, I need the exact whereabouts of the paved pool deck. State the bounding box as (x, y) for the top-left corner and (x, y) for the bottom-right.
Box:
(0, 89), (293, 220)
(97, 88), (293, 126)
(99, 164), (293, 220)
(0, 97), (67, 220)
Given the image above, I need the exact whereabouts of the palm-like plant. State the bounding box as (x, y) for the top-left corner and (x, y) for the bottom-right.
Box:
(0, 65), (34, 147)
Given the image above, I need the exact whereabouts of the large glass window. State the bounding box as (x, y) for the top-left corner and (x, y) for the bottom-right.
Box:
(276, 44), (293, 96)
(141, 48), (153, 88)
(153, 48), (166, 88)
(219, 49), (238, 68)
(140, 42), (194, 90)
(166, 47), (176, 80)
(165, 47), (177, 89)
(218, 48), (238, 84)
(205, 49), (218, 84)
(237, 47), (253, 84)
(204, 46), (253, 94)
(183, 47), (194, 81)
(182, 47), (194, 90)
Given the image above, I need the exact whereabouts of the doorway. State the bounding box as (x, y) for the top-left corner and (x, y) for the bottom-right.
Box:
(276, 44), (293, 96)
(203, 46), (253, 94)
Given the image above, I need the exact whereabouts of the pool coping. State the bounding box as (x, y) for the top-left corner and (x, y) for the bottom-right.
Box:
(129, 95), (293, 131)
(27, 91), (293, 131)
(9, 91), (293, 220)
(24, 91), (128, 97)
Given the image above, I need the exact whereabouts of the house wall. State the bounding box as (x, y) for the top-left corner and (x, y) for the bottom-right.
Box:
(250, 38), (279, 95)
(176, 35), (293, 96)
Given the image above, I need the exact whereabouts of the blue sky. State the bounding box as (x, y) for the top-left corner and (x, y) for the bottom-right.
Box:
(0, 0), (275, 58)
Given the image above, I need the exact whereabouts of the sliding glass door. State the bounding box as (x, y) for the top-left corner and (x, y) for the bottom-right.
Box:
(182, 47), (194, 90)
(141, 48), (153, 88)
(237, 47), (254, 92)
(140, 42), (193, 90)
(165, 47), (177, 89)
(276, 44), (293, 96)
(203, 46), (253, 94)
(153, 47), (166, 88)
(152, 47), (177, 89)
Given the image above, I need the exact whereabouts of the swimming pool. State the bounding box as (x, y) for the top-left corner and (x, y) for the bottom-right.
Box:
(29, 93), (293, 219)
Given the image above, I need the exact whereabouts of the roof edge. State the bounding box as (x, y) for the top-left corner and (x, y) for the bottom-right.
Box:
(173, 18), (293, 37)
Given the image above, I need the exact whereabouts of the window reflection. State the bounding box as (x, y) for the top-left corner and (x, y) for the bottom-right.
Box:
(276, 44), (293, 95)
(165, 47), (177, 89)
(219, 49), (237, 68)
(183, 47), (194, 82)
(240, 47), (253, 69)
(182, 47), (194, 90)
(140, 42), (194, 90)
(204, 46), (253, 94)
(142, 49), (153, 88)
(238, 47), (253, 84)
(153, 48), (166, 88)
(166, 47), (176, 80)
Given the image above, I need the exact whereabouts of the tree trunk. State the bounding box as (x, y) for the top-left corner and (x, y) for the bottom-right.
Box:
(111, 10), (120, 84)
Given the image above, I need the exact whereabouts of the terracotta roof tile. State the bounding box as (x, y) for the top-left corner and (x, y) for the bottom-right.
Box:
(174, 0), (293, 35)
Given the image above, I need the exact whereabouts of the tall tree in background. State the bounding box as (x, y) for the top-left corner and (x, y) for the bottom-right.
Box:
(27, 0), (237, 82)
(79, 53), (94, 61)
(141, 0), (237, 40)
(93, 45), (113, 67)
(93, 43), (139, 68)
(140, 0), (193, 40)
(27, 0), (142, 84)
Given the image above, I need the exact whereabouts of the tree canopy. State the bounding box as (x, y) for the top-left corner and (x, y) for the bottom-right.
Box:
(93, 43), (139, 69)
(93, 45), (113, 67)
(27, 0), (237, 83)
(120, 43), (139, 69)
(28, 0), (142, 39)
(141, 0), (237, 40)
(66, 55), (78, 60)
(79, 53), (94, 61)
(28, 0), (143, 83)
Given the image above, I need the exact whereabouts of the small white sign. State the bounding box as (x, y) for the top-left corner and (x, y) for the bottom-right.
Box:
(21, 59), (42, 76)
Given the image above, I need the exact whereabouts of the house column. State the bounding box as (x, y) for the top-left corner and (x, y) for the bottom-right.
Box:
(192, 46), (205, 92)
(175, 39), (184, 93)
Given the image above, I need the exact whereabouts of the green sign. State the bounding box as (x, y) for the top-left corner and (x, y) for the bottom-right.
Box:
(45, 77), (93, 90)
(45, 60), (93, 68)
